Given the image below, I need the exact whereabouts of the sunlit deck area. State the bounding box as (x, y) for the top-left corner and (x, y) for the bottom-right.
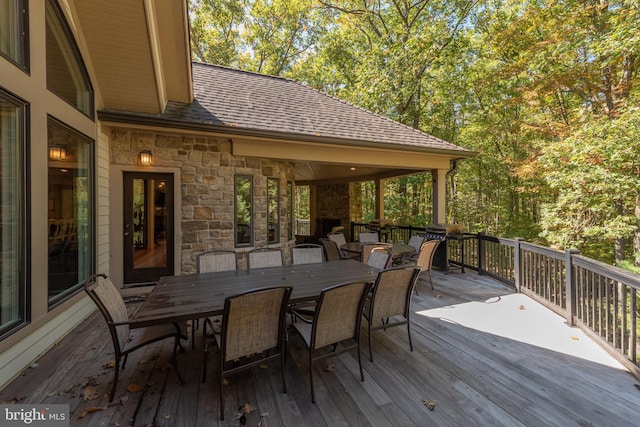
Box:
(2, 270), (638, 426)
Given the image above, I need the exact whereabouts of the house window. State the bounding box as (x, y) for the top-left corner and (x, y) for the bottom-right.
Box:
(48, 118), (93, 307)
(45, 0), (94, 118)
(267, 178), (280, 244)
(0, 0), (29, 69)
(287, 181), (293, 241)
(235, 175), (253, 247)
(0, 90), (28, 337)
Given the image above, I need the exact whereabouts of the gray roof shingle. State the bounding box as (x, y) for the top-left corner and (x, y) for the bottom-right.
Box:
(141, 62), (470, 154)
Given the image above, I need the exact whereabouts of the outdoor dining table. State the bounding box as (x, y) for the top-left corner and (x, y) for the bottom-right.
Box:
(341, 242), (416, 259)
(131, 260), (380, 328)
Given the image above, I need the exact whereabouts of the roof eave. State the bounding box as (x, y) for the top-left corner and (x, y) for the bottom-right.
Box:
(97, 109), (478, 159)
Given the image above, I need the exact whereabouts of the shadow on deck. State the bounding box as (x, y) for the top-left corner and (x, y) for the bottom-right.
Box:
(1, 270), (639, 426)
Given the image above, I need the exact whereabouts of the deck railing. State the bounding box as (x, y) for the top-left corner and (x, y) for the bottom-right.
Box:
(349, 221), (640, 377)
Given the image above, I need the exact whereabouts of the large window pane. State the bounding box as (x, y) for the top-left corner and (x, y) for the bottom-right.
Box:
(0, 0), (28, 69)
(48, 118), (93, 306)
(45, 0), (93, 117)
(235, 176), (253, 247)
(268, 178), (279, 244)
(0, 90), (27, 337)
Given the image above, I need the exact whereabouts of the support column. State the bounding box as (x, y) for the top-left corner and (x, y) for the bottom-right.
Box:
(375, 178), (385, 219)
(432, 169), (447, 224)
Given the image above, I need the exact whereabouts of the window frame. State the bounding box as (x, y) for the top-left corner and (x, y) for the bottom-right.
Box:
(45, 0), (94, 119)
(0, 0), (30, 72)
(267, 177), (280, 244)
(287, 181), (293, 241)
(0, 87), (31, 339)
(46, 116), (95, 309)
(234, 175), (254, 248)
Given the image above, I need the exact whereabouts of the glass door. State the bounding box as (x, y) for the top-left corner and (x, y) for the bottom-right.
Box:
(123, 172), (174, 284)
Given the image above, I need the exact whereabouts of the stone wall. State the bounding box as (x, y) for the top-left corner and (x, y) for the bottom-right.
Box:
(110, 129), (295, 272)
(315, 182), (350, 238)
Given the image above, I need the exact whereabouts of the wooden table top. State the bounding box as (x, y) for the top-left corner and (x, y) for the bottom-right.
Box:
(132, 260), (379, 327)
(341, 242), (416, 258)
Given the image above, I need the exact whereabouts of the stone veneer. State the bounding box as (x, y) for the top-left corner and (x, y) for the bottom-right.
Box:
(110, 129), (295, 272)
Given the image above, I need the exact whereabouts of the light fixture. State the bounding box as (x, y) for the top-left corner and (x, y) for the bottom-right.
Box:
(49, 145), (67, 161)
(139, 150), (152, 166)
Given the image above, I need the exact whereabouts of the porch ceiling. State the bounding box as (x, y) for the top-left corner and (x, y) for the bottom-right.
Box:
(293, 161), (422, 183)
(74, 0), (192, 113)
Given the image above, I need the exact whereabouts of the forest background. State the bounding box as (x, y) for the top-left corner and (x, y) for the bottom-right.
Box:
(189, 0), (640, 269)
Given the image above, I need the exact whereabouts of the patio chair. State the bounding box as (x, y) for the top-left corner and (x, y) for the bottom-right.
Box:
(327, 232), (359, 260)
(83, 273), (187, 401)
(290, 281), (372, 403)
(360, 243), (391, 265)
(359, 231), (380, 243)
(247, 247), (283, 269)
(412, 240), (441, 292)
(198, 249), (237, 273)
(319, 238), (341, 261)
(362, 266), (421, 362)
(407, 235), (425, 253)
(366, 246), (392, 270)
(213, 286), (292, 420)
(291, 244), (324, 265)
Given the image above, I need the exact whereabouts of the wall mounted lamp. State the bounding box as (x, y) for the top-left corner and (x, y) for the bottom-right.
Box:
(139, 150), (153, 166)
(49, 145), (67, 161)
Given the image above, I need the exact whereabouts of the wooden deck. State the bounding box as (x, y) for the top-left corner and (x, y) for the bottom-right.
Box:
(2, 270), (639, 426)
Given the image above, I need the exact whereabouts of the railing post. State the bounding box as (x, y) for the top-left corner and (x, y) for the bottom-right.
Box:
(565, 248), (580, 326)
(514, 238), (524, 293)
(478, 232), (485, 275)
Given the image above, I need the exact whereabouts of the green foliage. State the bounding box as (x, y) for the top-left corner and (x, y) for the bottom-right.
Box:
(190, 0), (640, 268)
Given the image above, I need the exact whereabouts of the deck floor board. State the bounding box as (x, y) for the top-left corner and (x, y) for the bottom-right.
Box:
(2, 270), (639, 426)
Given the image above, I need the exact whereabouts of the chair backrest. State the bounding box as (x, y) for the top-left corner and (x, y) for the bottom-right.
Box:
(311, 281), (371, 348)
(327, 232), (347, 247)
(366, 246), (392, 269)
(221, 286), (292, 362)
(291, 244), (324, 265)
(360, 243), (391, 264)
(359, 232), (380, 243)
(248, 248), (283, 269)
(407, 235), (425, 252)
(319, 238), (341, 261)
(415, 240), (440, 271)
(83, 273), (130, 354)
(369, 266), (421, 321)
(198, 250), (237, 273)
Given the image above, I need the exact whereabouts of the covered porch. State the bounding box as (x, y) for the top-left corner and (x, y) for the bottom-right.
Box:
(2, 270), (637, 426)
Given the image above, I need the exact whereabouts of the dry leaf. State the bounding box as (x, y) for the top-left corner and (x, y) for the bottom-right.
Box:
(1, 396), (23, 404)
(83, 385), (100, 401)
(79, 406), (104, 418)
(108, 396), (128, 407)
(239, 403), (257, 414)
(422, 400), (436, 411)
(126, 384), (143, 393)
(519, 305), (526, 310)
(223, 378), (230, 386)
(570, 336), (580, 341)
(259, 364), (269, 370)
(138, 358), (148, 365)
(323, 364), (335, 372)
(105, 360), (116, 368)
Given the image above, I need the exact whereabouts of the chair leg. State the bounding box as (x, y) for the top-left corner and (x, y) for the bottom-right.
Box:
(309, 351), (315, 403)
(368, 321), (374, 363)
(407, 322), (413, 352)
(109, 357), (121, 402)
(357, 342), (364, 382)
(219, 361), (225, 420)
(280, 351), (287, 393)
(172, 338), (186, 386)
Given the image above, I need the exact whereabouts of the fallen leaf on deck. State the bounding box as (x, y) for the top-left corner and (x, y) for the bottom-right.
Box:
(422, 400), (436, 411)
(259, 364), (269, 369)
(29, 362), (39, 369)
(323, 364), (335, 372)
(223, 378), (230, 386)
(519, 305), (526, 310)
(1, 396), (23, 404)
(105, 360), (116, 368)
(164, 415), (171, 419)
(570, 336), (579, 341)
(126, 384), (143, 393)
(83, 386), (100, 400)
(78, 406), (104, 418)
(435, 294), (443, 298)
(138, 358), (148, 365)
(108, 395), (128, 407)
(46, 391), (62, 397)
